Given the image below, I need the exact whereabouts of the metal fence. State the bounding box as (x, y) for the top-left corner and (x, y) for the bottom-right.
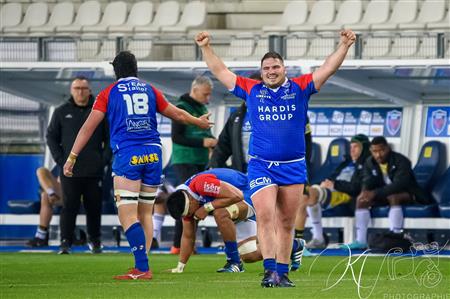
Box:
(0, 32), (448, 62)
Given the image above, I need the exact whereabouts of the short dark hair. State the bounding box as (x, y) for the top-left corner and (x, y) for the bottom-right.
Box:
(73, 75), (89, 82)
(166, 190), (188, 220)
(371, 136), (388, 146)
(111, 51), (137, 79)
(260, 51), (284, 66)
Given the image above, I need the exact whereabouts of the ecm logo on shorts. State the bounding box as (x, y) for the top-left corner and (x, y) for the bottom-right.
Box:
(249, 176), (272, 189)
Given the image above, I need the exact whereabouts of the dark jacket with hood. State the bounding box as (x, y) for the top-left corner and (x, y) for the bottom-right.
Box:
(362, 150), (430, 204)
(46, 95), (111, 177)
(328, 134), (371, 198)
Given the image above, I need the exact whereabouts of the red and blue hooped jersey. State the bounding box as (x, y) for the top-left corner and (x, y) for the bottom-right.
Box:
(231, 74), (317, 161)
(93, 77), (169, 153)
(182, 168), (248, 205)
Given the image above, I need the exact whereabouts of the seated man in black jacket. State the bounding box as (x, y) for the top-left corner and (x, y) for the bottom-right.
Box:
(303, 134), (370, 249)
(344, 136), (430, 250)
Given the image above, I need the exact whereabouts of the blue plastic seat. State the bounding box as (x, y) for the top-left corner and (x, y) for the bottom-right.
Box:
(432, 167), (450, 218)
(308, 142), (322, 180)
(310, 138), (349, 185)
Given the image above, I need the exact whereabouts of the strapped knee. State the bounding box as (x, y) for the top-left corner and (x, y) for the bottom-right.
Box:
(238, 239), (258, 255)
(139, 191), (156, 205)
(114, 189), (139, 207)
(225, 204), (240, 220)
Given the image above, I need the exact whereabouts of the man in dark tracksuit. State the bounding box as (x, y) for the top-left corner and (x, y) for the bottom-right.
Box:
(47, 76), (111, 254)
(345, 136), (430, 249)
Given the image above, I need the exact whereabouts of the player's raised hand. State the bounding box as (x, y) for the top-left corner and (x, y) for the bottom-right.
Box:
(340, 29), (356, 47)
(195, 31), (211, 48)
(198, 112), (214, 129)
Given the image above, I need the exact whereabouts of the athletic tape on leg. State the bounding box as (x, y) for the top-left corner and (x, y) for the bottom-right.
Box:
(114, 189), (139, 207)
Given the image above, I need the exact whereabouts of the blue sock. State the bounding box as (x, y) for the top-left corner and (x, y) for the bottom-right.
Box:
(125, 222), (149, 272)
(263, 258), (277, 272)
(277, 263), (289, 276)
(224, 241), (240, 264)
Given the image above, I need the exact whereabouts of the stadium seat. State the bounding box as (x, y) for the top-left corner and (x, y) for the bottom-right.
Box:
(108, 1), (153, 34)
(432, 167), (450, 218)
(56, 1), (101, 34)
(289, 0), (336, 32)
(127, 36), (153, 60)
(399, 0), (446, 30)
(362, 33), (391, 58)
(350, 0), (390, 31)
(251, 37), (269, 60)
(416, 35), (438, 59)
(161, 1), (206, 33)
(309, 142), (322, 180)
(134, 1), (180, 34)
(0, 3), (23, 33)
(29, 2), (74, 34)
(316, 0), (362, 31)
(3, 2), (48, 34)
(286, 34), (309, 59)
(388, 35), (420, 58)
(262, 0), (308, 33)
(413, 141), (447, 193)
(223, 32), (255, 60)
(83, 1), (128, 34)
(76, 38), (100, 61)
(96, 40), (117, 61)
(371, 0), (418, 31)
(372, 141), (446, 218)
(426, 9), (450, 30)
(306, 32), (337, 59)
(310, 138), (350, 185)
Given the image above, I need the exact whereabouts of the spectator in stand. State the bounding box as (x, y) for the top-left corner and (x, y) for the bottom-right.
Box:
(343, 136), (431, 250)
(170, 76), (217, 254)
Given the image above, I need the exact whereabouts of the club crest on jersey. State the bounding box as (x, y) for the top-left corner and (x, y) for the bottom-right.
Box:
(386, 110), (402, 136)
(130, 153), (159, 165)
(431, 109), (447, 135)
(203, 182), (220, 194)
(249, 176), (272, 189)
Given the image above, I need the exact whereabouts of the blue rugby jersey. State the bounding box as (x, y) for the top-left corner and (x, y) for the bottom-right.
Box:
(182, 168), (248, 205)
(93, 77), (168, 153)
(232, 74), (317, 161)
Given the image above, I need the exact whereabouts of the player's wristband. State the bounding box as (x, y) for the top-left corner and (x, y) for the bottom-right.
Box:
(67, 151), (78, 163)
(171, 262), (185, 273)
(204, 202), (215, 212)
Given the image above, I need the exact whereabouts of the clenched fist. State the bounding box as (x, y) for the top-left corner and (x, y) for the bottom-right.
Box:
(340, 29), (356, 47)
(195, 31), (211, 48)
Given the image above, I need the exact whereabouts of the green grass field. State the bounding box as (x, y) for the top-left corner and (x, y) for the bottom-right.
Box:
(1, 253), (449, 299)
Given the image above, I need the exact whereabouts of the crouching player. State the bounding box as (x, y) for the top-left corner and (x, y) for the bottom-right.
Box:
(166, 168), (262, 273)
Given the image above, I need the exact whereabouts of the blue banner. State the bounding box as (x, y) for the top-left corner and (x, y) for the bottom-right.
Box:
(425, 106), (450, 137)
(308, 108), (403, 137)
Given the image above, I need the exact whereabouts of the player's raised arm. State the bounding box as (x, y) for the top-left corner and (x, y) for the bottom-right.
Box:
(195, 31), (237, 90)
(312, 29), (356, 90)
(161, 102), (213, 130)
(63, 110), (105, 177)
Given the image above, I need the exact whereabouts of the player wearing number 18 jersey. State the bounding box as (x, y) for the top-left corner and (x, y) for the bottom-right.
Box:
(63, 51), (212, 281)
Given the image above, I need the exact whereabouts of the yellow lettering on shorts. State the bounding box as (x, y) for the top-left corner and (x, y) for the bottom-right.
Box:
(129, 153), (160, 165)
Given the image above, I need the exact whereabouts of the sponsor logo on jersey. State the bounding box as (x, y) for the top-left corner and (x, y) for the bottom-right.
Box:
(126, 117), (151, 132)
(203, 182), (220, 194)
(257, 104), (296, 121)
(130, 153), (159, 165)
(256, 89), (271, 100)
(249, 176), (272, 189)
